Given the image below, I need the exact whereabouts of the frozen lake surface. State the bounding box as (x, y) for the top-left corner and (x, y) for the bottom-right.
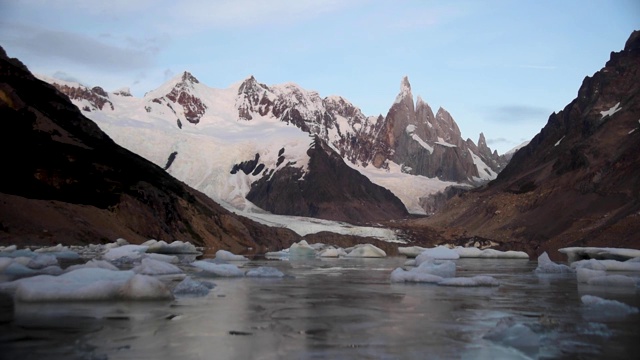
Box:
(1, 257), (639, 359)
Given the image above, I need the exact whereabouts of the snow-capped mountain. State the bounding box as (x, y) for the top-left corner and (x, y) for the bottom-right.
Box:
(40, 71), (505, 219)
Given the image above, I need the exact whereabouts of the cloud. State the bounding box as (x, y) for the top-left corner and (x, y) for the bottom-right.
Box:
(0, 22), (163, 71)
(486, 137), (510, 145)
(52, 71), (85, 84)
(490, 105), (551, 123)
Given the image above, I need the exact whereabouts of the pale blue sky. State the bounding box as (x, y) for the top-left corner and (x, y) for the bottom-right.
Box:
(1, 0), (638, 153)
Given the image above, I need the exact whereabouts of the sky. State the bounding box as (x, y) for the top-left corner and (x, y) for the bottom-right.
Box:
(0, 0), (638, 154)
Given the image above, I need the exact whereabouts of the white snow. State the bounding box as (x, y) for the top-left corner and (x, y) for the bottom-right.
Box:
(504, 141), (529, 156)
(468, 149), (498, 181)
(534, 252), (573, 273)
(345, 244), (386, 258)
(405, 125), (434, 154)
(214, 250), (249, 261)
(554, 136), (565, 147)
(191, 261), (244, 277)
(599, 102), (621, 119)
(435, 137), (457, 148)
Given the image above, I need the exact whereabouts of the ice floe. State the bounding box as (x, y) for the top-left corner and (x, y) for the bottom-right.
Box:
(2, 268), (173, 302)
(581, 295), (638, 316)
(142, 240), (200, 254)
(415, 246), (459, 263)
(318, 247), (348, 258)
(102, 244), (149, 262)
(345, 244), (386, 258)
(398, 246), (427, 258)
(534, 252), (573, 273)
(133, 258), (183, 275)
(173, 277), (214, 297)
(288, 240), (317, 258)
(214, 250), (249, 261)
(192, 261), (244, 277)
(560, 247), (640, 262)
(571, 259), (640, 272)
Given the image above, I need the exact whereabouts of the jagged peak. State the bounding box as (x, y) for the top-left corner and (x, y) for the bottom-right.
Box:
(478, 132), (487, 145)
(238, 75), (269, 95)
(624, 30), (640, 52)
(435, 106), (450, 118)
(181, 71), (199, 84)
(394, 76), (413, 104)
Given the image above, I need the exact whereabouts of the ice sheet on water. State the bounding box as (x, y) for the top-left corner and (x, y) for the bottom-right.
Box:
(560, 247), (640, 262)
(27, 254), (58, 269)
(215, 250), (248, 261)
(192, 261), (244, 277)
(345, 244), (386, 258)
(534, 252), (573, 273)
(133, 258), (183, 275)
(581, 295), (639, 317)
(173, 277), (213, 297)
(0, 249), (36, 258)
(415, 246), (459, 263)
(438, 275), (500, 287)
(245, 266), (285, 278)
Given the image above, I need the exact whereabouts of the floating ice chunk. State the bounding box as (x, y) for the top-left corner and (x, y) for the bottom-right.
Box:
(173, 277), (213, 297)
(120, 274), (173, 300)
(309, 242), (328, 251)
(478, 249), (529, 259)
(438, 275), (500, 287)
(571, 259), (607, 271)
(27, 254), (58, 269)
(65, 259), (119, 272)
(534, 252), (573, 273)
(192, 261), (244, 277)
(265, 249), (290, 259)
(345, 244), (386, 258)
(133, 258), (183, 275)
(245, 266), (285, 278)
(560, 247), (640, 262)
(416, 246), (460, 263)
(289, 240), (317, 258)
(215, 250), (249, 261)
(145, 253), (179, 264)
(404, 259), (417, 266)
(319, 247), (348, 258)
(483, 317), (540, 358)
(390, 267), (443, 283)
(398, 246), (427, 258)
(576, 268), (606, 283)
(40, 266), (63, 275)
(11, 268), (134, 302)
(453, 247), (484, 258)
(0, 245), (17, 252)
(572, 259), (640, 271)
(0, 258), (12, 272)
(581, 295), (638, 316)
(0, 249), (36, 258)
(417, 259), (456, 278)
(587, 275), (637, 287)
(144, 240), (199, 254)
(3, 262), (37, 277)
(103, 245), (149, 262)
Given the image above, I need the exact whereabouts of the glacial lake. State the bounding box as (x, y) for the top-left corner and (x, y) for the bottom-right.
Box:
(1, 257), (639, 359)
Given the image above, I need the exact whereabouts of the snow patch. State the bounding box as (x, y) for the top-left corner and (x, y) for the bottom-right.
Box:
(600, 102), (621, 119)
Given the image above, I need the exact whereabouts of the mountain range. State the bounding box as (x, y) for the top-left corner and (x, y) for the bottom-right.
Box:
(38, 68), (506, 224)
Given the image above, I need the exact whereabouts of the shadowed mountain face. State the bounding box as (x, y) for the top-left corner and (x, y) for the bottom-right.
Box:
(246, 136), (409, 223)
(415, 31), (640, 256)
(0, 46), (300, 251)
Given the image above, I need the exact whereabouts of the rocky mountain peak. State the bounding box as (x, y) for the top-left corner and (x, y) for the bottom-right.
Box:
(181, 71), (199, 84)
(394, 76), (414, 106)
(147, 71), (208, 124)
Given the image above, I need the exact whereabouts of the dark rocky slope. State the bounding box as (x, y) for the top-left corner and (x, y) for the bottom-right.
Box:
(0, 46), (299, 252)
(246, 136), (409, 223)
(412, 31), (640, 256)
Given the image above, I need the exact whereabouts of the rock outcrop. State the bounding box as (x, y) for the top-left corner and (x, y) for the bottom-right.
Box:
(245, 136), (409, 224)
(415, 30), (640, 256)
